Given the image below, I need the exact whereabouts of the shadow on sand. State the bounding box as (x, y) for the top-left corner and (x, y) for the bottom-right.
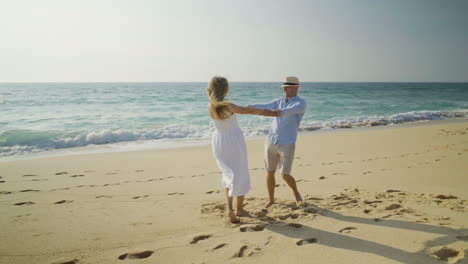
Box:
(240, 203), (467, 264)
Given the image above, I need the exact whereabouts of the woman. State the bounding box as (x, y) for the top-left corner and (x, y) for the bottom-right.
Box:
(207, 76), (280, 223)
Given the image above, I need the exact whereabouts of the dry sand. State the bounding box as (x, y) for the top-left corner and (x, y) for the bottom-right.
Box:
(0, 121), (467, 264)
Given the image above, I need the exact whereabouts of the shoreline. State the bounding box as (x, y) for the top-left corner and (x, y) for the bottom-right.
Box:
(2, 117), (468, 162)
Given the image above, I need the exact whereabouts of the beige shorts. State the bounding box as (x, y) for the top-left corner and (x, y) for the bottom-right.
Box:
(264, 141), (296, 175)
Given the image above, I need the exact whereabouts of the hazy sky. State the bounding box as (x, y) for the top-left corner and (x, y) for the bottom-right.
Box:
(1, 0), (467, 82)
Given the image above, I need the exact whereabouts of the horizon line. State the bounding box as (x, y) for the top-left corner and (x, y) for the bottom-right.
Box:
(1, 81), (468, 83)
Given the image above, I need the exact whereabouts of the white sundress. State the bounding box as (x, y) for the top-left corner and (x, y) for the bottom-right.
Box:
(211, 114), (251, 197)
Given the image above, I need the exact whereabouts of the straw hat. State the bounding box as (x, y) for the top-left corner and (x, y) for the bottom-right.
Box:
(281, 76), (300, 87)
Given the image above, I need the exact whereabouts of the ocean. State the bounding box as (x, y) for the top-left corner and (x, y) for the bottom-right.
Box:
(1, 82), (467, 160)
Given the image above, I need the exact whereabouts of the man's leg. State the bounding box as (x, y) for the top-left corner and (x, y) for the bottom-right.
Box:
(281, 174), (303, 205)
(265, 170), (276, 208)
(264, 141), (279, 208)
(279, 143), (303, 205)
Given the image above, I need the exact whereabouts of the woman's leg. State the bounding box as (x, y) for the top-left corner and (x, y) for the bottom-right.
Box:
(235, 195), (245, 216)
(225, 188), (240, 223)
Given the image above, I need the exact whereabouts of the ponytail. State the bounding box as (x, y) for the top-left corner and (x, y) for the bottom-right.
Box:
(207, 77), (232, 119)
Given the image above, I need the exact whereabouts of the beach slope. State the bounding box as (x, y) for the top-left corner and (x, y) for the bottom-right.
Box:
(1, 122), (467, 264)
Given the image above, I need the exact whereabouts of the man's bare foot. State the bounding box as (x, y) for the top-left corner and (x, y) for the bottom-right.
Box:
(228, 211), (241, 223)
(264, 200), (275, 208)
(295, 193), (304, 206)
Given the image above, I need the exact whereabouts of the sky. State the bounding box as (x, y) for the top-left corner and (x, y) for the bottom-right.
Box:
(0, 0), (467, 82)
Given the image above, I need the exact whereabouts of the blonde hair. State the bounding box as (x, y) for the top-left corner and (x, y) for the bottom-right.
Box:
(207, 76), (232, 120)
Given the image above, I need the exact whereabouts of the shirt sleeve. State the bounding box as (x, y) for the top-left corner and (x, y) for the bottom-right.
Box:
(281, 100), (306, 116)
(250, 99), (280, 110)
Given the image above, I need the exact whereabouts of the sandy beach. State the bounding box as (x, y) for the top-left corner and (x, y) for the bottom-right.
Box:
(1, 120), (467, 264)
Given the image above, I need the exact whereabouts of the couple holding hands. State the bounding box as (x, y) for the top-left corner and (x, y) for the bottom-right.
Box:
(207, 76), (307, 223)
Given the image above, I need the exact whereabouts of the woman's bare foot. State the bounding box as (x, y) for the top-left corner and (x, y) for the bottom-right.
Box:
(264, 200), (275, 208)
(228, 211), (241, 223)
(235, 209), (246, 217)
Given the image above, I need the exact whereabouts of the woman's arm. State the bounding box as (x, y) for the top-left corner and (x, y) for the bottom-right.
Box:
(229, 103), (281, 117)
(247, 98), (280, 110)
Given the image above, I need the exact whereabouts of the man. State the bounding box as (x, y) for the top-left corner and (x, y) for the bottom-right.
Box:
(248, 76), (307, 208)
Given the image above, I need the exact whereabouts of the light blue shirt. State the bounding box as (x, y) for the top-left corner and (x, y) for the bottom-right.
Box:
(252, 96), (306, 145)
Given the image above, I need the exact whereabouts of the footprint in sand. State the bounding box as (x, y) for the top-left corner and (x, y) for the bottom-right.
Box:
(211, 243), (228, 251)
(1, 191), (12, 195)
(132, 195), (149, 199)
(364, 200), (383, 205)
(103, 183), (120, 186)
(14, 201), (35, 206)
(296, 238), (318, 246)
(385, 204), (402, 210)
(51, 259), (80, 264)
(168, 192), (184, 195)
(430, 247), (460, 261)
(54, 200), (73, 204)
(190, 234), (212, 244)
(55, 172), (68, 175)
(233, 245), (248, 258)
(305, 196), (324, 201)
(201, 203), (225, 214)
(135, 170), (144, 172)
(49, 187), (70, 191)
(0, 180), (5, 183)
(319, 176), (326, 180)
(338, 227), (357, 233)
(276, 213), (300, 220)
(118, 250), (154, 260)
(19, 189), (40, 192)
(70, 175), (84, 178)
(96, 195), (112, 199)
(206, 190), (220, 194)
(240, 224), (265, 232)
(23, 174), (37, 177)
(436, 194), (457, 199)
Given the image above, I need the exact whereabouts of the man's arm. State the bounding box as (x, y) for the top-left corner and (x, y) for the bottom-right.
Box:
(247, 99), (280, 110)
(280, 100), (306, 116)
